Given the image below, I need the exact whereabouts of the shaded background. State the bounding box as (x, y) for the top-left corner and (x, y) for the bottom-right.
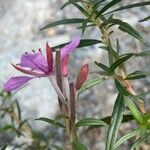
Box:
(0, 0), (150, 149)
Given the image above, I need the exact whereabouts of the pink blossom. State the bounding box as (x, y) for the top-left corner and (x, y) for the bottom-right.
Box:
(4, 38), (80, 91)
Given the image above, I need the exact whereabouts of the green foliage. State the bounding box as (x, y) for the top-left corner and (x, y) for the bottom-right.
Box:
(105, 1), (150, 14)
(126, 71), (149, 80)
(96, 0), (121, 18)
(131, 133), (150, 150)
(139, 16), (150, 22)
(114, 128), (142, 149)
(105, 94), (125, 150)
(52, 39), (102, 50)
(72, 140), (87, 150)
(40, 18), (85, 30)
(78, 77), (105, 95)
(102, 19), (144, 42)
(35, 117), (66, 128)
(108, 54), (133, 74)
(75, 118), (108, 127)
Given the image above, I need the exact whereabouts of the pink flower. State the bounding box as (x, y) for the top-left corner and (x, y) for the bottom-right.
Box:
(4, 38), (80, 91)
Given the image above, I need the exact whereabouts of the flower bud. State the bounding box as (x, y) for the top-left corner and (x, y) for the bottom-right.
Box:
(75, 64), (89, 90)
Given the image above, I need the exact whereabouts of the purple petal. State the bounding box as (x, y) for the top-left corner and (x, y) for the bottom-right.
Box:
(20, 52), (48, 72)
(4, 76), (34, 91)
(12, 64), (47, 77)
(60, 37), (80, 58)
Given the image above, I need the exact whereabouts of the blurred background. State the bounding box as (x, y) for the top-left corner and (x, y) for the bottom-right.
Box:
(0, 0), (150, 149)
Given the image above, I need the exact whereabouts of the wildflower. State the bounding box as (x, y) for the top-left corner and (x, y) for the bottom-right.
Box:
(4, 38), (80, 92)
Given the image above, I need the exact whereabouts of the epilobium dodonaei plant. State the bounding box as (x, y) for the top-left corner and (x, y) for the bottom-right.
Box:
(2, 0), (150, 149)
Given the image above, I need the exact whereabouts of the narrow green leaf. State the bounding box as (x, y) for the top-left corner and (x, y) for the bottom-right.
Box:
(90, 0), (107, 5)
(124, 96), (143, 124)
(109, 54), (133, 73)
(143, 113), (150, 128)
(53, 39), (102, 50)
(35, 117), (66, 128)
(116, 38), (120, 53)
(77, 23), (95, 29)
(61, 0), (83, 9)
(115, 80), (131, 96)
(136, 50), (150, 57)
(61, 0), (81, 9)
(108, 19), (144, 42)
(40, 18), (85, 30)
(126, 71), (149, 80)
(81, 19), (90, 35)
(139, 16), (150, 22)
(78, 77), (104, 95)
(96, 0), (121, 17)
(122, 115), (134, 123)
(54, 145), (64, 150)
(92, 0), (103, 10)
(0, 124), (14, 132)
(105, 94), (125, 150)
(72, 3), (89, 17)
(107, 39), (114, 65)
(75, 118), (108, 128)
(107, 47), (120, 61)
(105, 2), (150, 14)
(15, 100), (21, 121)
(18, 119), (28, 130)
(87, 115), (134, 131)
(114, 128), (142, 149)
(72, 140), (87, 150)
(95, 62), (109, 72)
(131, 133), (150, 150)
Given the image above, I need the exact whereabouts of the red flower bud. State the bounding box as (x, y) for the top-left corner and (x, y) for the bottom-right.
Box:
(75, 64), (89, 90)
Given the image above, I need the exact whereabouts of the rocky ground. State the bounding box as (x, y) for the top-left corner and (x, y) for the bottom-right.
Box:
(0, 0), (150, 149)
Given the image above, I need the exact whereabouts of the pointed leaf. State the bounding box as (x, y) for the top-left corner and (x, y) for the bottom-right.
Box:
(15, 100), (21, 121)
(105, 94), (125, 150)
(72, 3), (89, 17)
(109, 54), (133, 73)
(126, 71), (149, 80)
(95, 62), (109, 72)
(96, 0), (121, 18)
(53, 39), (102, 50)
(87, 115), (134, 130)
(139, 16), (150, 22)
(35, 117), (66, 128)
(75, 118), (108, 128)
(107, 39), (114, 65)
(115, 79), (131, 96)
(40, 18), (85, 30)
(124, 96), (143, 124)
(136, 50), (150, 57)
(105, 2), (150, 14)
(131, 133), (150, 150)
(108, 19), (144, 42)
(78, 77), (104, 95)
(81, 19), (89, 35)
(114, 128), (142, 149)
